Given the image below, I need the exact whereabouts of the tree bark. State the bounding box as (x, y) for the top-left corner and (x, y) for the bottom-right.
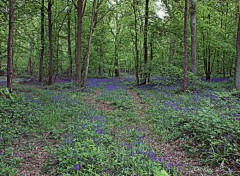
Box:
(114, 14), (120, 77)
(39, 0), (44, 82)
(76, 0), (83, 84)
(99, 17), (104, 78)
(67, 2), (72, 79)
(28, 38), (33, 75)
(133, 2), (139, 85)
(183, 0), (188, 90)
(206, 14), (211, 81)
(143, 0), (149, 84)
(169, 36), (173, 64)
(7, 0), (14, 93)
(83, 0), (97, 87)
(236, 5), (240, 89)
(0, 39), (2, 71)
(190, 0), (197, 75)
(48, 0), (53, 85)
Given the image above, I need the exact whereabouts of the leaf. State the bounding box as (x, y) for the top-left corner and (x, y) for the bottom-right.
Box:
(154, 168), (169, 176)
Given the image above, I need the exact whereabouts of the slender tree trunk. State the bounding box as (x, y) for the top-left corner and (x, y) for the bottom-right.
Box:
(67, 2), (72, 79)
(169, 36), (173, 64)
(74, 9), (77, 73)
(132, 1), (139, 85)
(7, 0), (14, 93)
(147, 34), (154, 83)
(28, 38), (33, 75)
(99, 18), (104, 78)
(236, 4), (240, 89)
(39, 0), (44, 82)
(143, 0), (149, 84)
(190, 0), (197, 75)
(114, 14), (120, 77)
(183, 0), (188, 90)
(0, 39), (2, 70)
(83, 0), (97, 87)
(206, 42), (211, 80)
(76, 0), (83, 84)
(217, 49), (219, 74)
(206, 14), (211, 80)
(48, 0), (53, 85)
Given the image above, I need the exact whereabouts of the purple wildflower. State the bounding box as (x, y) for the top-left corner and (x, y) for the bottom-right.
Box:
(74, 164), (80, 171)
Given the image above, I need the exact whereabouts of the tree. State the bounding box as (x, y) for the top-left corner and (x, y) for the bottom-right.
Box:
(98, 17), (104, 78)
(39, 0), (44, 82)
(0, 39), (2, 71)
(48, 0), (53, 85)
(143, 0), (149, 84)
(236, 3), (240, 89)
(7, 0), (14, 93)
(67, 0), (72, 79)
(190, 0), (197, 75)
(76, 0), (84, 84)
(83, 0), (97, 87)
(27, 35), (33, 75)
(183, 0), (188, 90)
(132, 0), (140, 85)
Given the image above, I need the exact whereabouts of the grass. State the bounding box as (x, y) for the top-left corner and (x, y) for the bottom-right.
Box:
(0, 75), (239, 175)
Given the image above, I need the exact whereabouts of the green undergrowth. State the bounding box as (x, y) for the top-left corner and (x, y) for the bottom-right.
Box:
(136, 80), (240, 174)
(1, 80), (180, 176)
(96, 88), (133, 110)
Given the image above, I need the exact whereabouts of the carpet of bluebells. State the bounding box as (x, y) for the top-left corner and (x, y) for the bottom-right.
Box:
(0, 76), (240, 175)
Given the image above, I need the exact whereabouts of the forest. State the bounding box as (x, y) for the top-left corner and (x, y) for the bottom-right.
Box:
(0, 0), (240, 175)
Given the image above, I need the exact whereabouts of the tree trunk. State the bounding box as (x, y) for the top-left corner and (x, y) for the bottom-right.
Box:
(76, 0), (83, 84)
(132, 1), (139, 85)
(114, 14), (120, 77)
(39, 0), (44, 82)
(48, 0), (53, 85)
(169, 36), (173, 64)
(143, 0), (149, 84)
(83, 0), (97, 87)
(190, 0), (197, 75)
(99, 18), (104, 78)
(183, 0), (188, 90)
(7, 0), (14, 93)
(207, 41), (211, 80)
(0, 39), (2, 70)
(67, 2), (72, 79)
(236, 6), (240, 89)
(147, 33), (154, 83)
(206, 14), (211, 81)
(28, 38), (33, 75)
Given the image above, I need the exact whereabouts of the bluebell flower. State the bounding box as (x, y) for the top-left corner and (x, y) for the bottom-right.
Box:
(129, 152), (134, 157)
(74, 164), (80, 171)
(166, 162), (173, 170)
(82, 123), (85, 130)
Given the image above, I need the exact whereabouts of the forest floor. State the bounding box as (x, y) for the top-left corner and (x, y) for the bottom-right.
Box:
(0, 75), (239, 176)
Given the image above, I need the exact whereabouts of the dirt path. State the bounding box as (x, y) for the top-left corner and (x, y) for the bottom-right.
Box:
(82, 88), (224, 175)
(128, 89), (224, 176)
(84, 90), (114, 112)
(15, 132), (57, 176)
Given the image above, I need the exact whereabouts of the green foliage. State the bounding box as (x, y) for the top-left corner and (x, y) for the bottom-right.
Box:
(138, 78), (240, 172)
(96, 88), (133, 110)
(0, 97), (40, 174)
(0, 88), (15, 99)
(151, 63), (198, 85)
(155, 168), (169, 176)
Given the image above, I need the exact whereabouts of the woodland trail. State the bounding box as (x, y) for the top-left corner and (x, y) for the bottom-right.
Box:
(84, 87), (225, 176)
(1, 78), (230, 175)
(17, 132), (57, 176)
(128, 89), (224, 176)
